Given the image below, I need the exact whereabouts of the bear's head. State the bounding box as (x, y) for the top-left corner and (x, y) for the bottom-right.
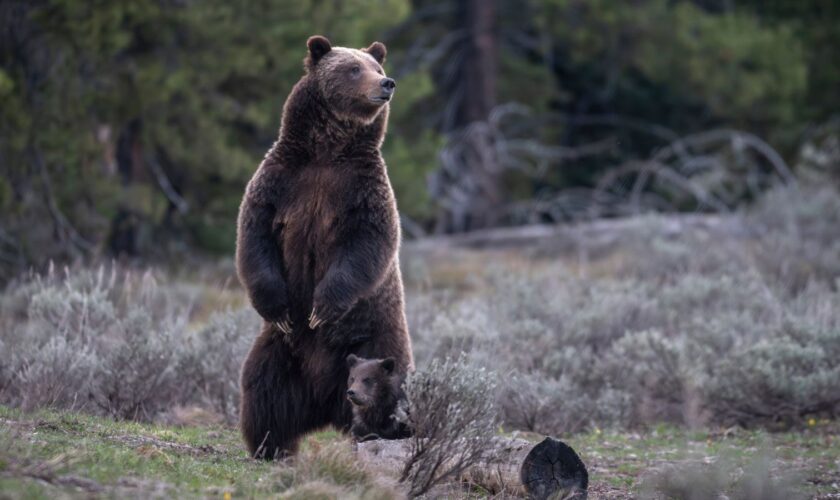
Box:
(305, 35), (395, 123)
(345, 354), (397, 408)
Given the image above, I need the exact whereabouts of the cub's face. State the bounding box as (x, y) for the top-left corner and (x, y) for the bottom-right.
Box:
(345, 354), (396, 408)
(306, 36), (395, 123)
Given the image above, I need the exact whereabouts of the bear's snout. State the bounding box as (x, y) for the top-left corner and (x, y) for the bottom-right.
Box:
(346, 389), (365, 406)
(380, 78), (396, 94)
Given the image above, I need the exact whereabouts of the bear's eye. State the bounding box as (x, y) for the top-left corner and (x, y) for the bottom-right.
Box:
(350, 65), (361, 76)
(349, 377), (354, 384)
(362, 378), (372, 387)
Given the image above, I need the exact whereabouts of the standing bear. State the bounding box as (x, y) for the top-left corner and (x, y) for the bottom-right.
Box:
(236, 35), (413, 459)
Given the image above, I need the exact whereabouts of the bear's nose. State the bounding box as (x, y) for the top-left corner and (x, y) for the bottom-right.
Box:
(380, 78), (396, 92)
(346, 389), (356, 398)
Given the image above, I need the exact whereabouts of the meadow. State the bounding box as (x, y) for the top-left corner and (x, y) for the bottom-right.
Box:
(1, 184), (839, 498)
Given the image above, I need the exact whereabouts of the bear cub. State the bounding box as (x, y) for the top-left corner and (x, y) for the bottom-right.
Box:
(346, 354), (412, 441)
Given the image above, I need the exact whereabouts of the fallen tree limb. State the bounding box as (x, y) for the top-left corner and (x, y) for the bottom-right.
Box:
(404, 213), (746, 253)
(355, 436), (588, 499)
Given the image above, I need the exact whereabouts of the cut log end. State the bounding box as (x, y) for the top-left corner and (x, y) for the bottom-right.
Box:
(355, 435), (588, 498)
(520, 437), (589, 499)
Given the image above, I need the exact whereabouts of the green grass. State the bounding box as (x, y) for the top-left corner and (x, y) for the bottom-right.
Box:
(563, 423), (840, 498)
(0, 406), (393, 499)
(1, 406), (838, 498)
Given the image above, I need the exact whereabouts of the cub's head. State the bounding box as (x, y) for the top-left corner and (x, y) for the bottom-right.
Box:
(345, 354), (397, 408)
(305, 35), (395, 123)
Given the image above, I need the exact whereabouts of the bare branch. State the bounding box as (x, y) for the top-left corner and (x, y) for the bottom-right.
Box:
(145, 153), (189, 214)
(30, 146), (94, 253)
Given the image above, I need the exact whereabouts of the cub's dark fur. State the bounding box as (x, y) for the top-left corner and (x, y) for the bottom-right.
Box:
(236, 35), (413, 459)
(346, 354), (412, 441)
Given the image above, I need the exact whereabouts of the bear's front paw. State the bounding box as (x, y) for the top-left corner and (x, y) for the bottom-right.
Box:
(273, 312), (293, 334)
(249, 278), (291, 324)
(307, 309), (323, 329)
(307, 301), (348, 330)
(254, 302), (291, 329)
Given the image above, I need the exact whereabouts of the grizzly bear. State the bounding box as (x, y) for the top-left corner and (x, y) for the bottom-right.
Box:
(236, 35), (414, 459)
(345, 354), (412, 441)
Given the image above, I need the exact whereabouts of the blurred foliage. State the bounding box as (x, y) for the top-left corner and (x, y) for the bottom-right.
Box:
(0, 0), (422, 272)
(0, 0), (838, 276)
(525, 0), (810, 192)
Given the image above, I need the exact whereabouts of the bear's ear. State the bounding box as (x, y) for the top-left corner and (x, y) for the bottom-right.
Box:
(346, 354), (359, 368)
(380, 357), (395, 375)
(306, 35), (332, 67)
(364, 41), (387, 65)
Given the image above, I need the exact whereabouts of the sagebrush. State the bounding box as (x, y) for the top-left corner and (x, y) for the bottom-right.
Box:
(406, 185), (840, 432)
(397, 355), (498, 497)
(0, 266), (257, 422)
(1, 185), (839, 434)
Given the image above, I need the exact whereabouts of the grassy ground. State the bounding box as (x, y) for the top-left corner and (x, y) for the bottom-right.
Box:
(0, 405), (397, 499)
(2, 405), (838, 499)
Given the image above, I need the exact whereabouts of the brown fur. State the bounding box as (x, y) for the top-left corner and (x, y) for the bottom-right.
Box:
(346, 354), (412, 441)
(235, 36), (412, 459)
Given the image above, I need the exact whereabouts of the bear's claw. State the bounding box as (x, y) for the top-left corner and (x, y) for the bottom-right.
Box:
(308, 310), (324, 329)
(275, 315), (293, 334)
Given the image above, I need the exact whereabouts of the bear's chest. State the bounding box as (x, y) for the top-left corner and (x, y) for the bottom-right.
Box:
(276, 165), (355, 285)
(285, 166), (348, 230)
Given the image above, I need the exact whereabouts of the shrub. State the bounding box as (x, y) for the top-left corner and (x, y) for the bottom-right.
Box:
(178, 308), (261, 424)
(706, 328), (840, 426)
(497, 371), (631, 434)
(91, 308), (185, 420)
(0, 264), (254, 423)
(11, 336), (97, 411)
(749, 185), (840, 293)
(600, 330), (694, 425)
(398, 355), (499, 497)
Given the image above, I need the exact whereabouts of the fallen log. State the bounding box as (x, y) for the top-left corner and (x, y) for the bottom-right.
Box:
(355, 436), (588, 499)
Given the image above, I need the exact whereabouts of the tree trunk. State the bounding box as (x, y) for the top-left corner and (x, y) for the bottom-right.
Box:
(108, 118), (144, 257)
(432, 0), (503, 234)
(460, 0), (497, 127)
(355, 436), (588, 499)
(460, 0), (501, 230)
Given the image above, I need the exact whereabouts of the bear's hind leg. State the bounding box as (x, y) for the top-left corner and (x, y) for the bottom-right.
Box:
(239, 329), (322, 459)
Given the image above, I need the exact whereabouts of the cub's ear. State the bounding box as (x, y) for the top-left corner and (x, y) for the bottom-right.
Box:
(380, 357), (395, 375)
(364, 41), (386, 65)
(346, 354), (359, 368)
(306, 35), (332, 68)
